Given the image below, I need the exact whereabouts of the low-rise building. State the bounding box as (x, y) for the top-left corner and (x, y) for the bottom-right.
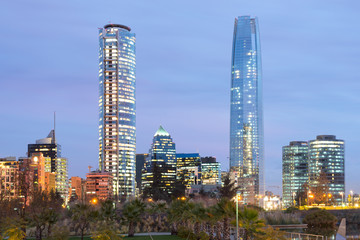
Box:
(86, 171), (113, 201)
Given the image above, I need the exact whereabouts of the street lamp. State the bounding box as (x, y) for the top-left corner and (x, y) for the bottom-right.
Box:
(340, 192), (344, 206)
(236, 192), (241, 240)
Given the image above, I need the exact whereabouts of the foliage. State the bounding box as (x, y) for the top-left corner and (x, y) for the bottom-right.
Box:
(71, 203), (98, 240)
(303, 209), (337, 236)
(142, 163), (170, 202)
(233, 207), (265, 240)
(253, 226), (286, 240)
(121, 199), (146, 237)
(217, 173), (240, 200)
(262, 211), (300, 225)
(0, 217), (26, 240)
(177, 227), (209, 240)
(91, 222), (122, 240)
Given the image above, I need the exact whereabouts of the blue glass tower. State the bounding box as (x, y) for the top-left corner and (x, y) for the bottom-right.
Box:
(142, 126), (177, 195)
(230, 16), (264, 205)
(98, 24), (136, 199)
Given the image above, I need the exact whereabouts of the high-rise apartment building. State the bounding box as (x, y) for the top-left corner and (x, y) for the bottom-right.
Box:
(142, 126), (176, 195)
(282, 141), (309, 207)
(98, 24), (136, 199)
(176, 153), (201, 189)
(0, 157), (18, 200)
(309, 135), (345, 205)
(229, 16), (264, 205)
(201, 157), (221, 185)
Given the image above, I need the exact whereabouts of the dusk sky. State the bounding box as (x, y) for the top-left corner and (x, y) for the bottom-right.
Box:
(1, 0), (359, 195)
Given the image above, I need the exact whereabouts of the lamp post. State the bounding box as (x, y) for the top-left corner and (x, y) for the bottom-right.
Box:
(340, 192), (344, 206)
(236, 192), (240, 240)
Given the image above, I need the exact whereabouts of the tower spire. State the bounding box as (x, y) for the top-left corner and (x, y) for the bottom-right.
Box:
(53, 111), (56, 144)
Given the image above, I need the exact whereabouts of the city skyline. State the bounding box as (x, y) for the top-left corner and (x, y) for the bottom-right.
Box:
(1, 0), (359, 195)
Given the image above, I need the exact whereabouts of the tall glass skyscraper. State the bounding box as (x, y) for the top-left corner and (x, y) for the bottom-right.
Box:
(309, 135), (345, 205)
(230, 16), (264, 205)
(282, 141), (309, 208)
(98, 24), (136, 198)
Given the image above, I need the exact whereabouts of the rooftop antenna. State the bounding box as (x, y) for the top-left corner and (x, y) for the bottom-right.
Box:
(53, 111), (56, 144)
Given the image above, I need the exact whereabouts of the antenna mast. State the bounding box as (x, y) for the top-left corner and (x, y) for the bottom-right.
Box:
(53, 111), (56, 143)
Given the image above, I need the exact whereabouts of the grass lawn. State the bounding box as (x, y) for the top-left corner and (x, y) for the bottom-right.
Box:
(68, 235), (183, 240)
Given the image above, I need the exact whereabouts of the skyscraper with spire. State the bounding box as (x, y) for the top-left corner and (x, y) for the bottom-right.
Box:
(230, 16), (264, 205)
(98, 24), (136, 198)
(27, 128), (68, 199)
(142, 126), (177, 197)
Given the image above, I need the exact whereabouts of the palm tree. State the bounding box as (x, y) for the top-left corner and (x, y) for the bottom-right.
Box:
(71, 203), (97, 240)
(204, 206), (222, 240)
(185, 202), (206, 235)
(167, 199), (188, 234)
(99, 200), (117, 224)
(121, 199), (145, 237)
(213, 198), (235, 240)
(235, 207), (265, 240)
(147, 202), (167, 232)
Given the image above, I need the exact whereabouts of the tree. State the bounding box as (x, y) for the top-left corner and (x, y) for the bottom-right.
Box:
(147, 202), (167, 232)
(309, 171), (330, 205)
(0, 218), (26, 240)
(303, 209), (337, 236)
(167, 199), (189, 235)
(170, 178), (186, 200)
(99, 200), (117, 224)
(27, 189), (63, 240)
(218, 173), (240, 200)
(234, 207), (265, 240)
(213, 198), (235, 240)
(71, 203), (98, 240)
(142, 163), (170, 202)
(121, 199), (145, 237)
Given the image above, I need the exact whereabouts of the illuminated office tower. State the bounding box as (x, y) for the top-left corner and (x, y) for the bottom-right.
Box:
(229, 16), (264, 205)
(28, 131), (68, 199)
(98, 24), (136, 198)
(28, 130), (60, 173)
(282, 141), (309, 207)
(308, 135), (345, 205)
(201, 157), (221, 185)
(176, 153), (201, 189)
(142, 126), (176, 195)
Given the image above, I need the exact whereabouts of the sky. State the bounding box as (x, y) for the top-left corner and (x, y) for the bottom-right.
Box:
(0, 0), (359, 195)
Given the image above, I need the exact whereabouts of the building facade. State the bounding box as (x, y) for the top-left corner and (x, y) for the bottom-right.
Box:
(142, 126), (176, 195)
(229, 16), (264, 205)
(135, 153), (148, 194)
(86, 171), (114, 201)
(282, 141), (309, 208)
(201, 157), (221, 185)
(98, 24), (136, 199)
(0, 157), (19, 200)
(68, 176), (85, 202)
(28, 130), (60, 173)
(308, 135), (345, 205)
(176, 153), (201, 190)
